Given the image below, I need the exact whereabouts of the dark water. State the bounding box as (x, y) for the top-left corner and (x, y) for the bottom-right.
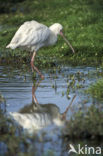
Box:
(0, 65), (102, 155)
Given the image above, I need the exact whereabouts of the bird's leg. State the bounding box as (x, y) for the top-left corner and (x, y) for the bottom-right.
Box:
(61, 95), (76, 120)
(32, 85), (39, 104)
(31, 51), (44, 79)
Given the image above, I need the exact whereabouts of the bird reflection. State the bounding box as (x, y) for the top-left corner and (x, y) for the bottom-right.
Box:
(9, 78), (76, 133)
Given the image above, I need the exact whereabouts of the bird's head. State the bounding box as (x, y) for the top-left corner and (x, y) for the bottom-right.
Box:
(49, 23), (63, 35)
(49, 23), (75, 53)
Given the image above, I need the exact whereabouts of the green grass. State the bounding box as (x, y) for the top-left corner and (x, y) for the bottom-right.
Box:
(0, 0), (103, 65)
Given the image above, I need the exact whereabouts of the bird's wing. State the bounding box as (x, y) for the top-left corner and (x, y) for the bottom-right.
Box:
(9, 21), (50, 47)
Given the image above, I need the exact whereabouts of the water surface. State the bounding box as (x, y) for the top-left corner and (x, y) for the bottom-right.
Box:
(0, 64), (102, 156)
(0, 65), (100, 114)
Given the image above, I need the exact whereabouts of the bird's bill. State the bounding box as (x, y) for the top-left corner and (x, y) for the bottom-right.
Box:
(60, 31), (75, 53)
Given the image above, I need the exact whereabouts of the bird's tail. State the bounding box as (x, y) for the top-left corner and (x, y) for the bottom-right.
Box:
(6, 44), (10, 48)
(6, 44), (17, 49)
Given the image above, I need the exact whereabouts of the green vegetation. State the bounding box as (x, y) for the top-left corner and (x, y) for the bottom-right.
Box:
(0, 0), (103, 154)
(0, 0), (25, 13)
(0, 94), (28, 155)
(0, 110), (36, 156)
(0, 0), (103, 66)
(0, 93), (6, 112)
(65, 105), (103, 139)
(86, 78), (103, 101)
(0, 93), (5, 103)
(0, 102), (103, 155)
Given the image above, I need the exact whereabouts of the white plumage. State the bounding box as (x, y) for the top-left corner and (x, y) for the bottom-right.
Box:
(6, 20), (62, 51)
(6, 20), (74, 78)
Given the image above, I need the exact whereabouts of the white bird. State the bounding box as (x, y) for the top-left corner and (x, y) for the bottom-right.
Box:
(6, 20), (75, 79)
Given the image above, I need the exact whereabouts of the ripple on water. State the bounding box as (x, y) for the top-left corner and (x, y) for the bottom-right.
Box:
(0, 65), (100, 114)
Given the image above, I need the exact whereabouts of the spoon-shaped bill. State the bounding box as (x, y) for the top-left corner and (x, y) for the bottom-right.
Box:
(60, 31), (75, 53)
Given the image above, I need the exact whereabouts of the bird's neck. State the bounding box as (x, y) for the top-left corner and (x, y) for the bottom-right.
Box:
(47, 30), (57, 46)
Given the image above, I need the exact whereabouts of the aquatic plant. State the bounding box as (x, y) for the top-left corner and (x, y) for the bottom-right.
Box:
(64, 105), (103, 139)
(86, 79), (103, 101)
(0, 110), (37, 156)
(0, 94), (4, 103)
(0, 93), (6, 112)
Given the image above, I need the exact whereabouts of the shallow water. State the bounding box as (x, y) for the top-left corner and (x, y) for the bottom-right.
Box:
(0, 65), (100, 113)
(0, 65), (102, 155)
